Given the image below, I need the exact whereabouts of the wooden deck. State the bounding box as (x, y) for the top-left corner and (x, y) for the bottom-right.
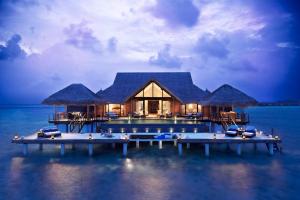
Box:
(12, 132), (281, 157)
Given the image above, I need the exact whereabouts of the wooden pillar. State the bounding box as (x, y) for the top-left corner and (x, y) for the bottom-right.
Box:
(197, 104), (198, 113)
(120, 104), (122, 116)
(185, 104), (186, 115)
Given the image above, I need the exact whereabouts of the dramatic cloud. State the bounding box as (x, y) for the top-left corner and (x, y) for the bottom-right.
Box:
(0, 34), (27, 60)
(149, 44), (182, 68)
(0, 0), (299, 102)
(194, 34), (229, 59)
(64, 21), (102, 53)
(149, 0), (200, 28)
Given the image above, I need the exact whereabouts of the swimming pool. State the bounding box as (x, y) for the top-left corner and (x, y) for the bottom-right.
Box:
(98, 119), (208, 133)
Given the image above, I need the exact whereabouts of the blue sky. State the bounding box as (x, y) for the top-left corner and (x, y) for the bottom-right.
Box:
(0, 0), (299, 104)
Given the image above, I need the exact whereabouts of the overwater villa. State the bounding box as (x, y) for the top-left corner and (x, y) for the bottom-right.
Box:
(43, 72), (256, 129)
(13, 72), (282, 157)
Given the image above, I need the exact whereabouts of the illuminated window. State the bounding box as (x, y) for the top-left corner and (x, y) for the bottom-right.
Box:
(135, 82), (171, 98)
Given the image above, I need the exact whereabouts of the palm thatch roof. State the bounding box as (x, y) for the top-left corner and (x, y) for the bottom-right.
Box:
(42, 83), (102, 105)
(204, 84), (257, 106)
(97, 72), (208, 103)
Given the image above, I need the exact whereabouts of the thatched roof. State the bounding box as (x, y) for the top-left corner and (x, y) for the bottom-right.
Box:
(204, 84), (257, 106)
(97, 72), (208, 104)
(42, 83), (102, 105)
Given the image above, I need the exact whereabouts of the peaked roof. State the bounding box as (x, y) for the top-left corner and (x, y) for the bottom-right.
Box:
(205, 84), (257, 106)
(97, 72), (208, 103)
(43, 83), (102, 105)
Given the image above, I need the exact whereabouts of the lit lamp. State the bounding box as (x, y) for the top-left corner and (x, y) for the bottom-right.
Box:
(157, 128), (161, 133)
(194, 128), (198, 133)
(51, 135), (55, 140)
(121, 128), (125, 133)
(275, 136), (279, 140)
(145, 128), (149, 133)
(242, 135), (246, 139)
(181, 128), (185, 133)
(169, 128), (174, 133)
(133, 128), (137, 133)
(89, 133), (93, 140)
(109, 128), (112, 134)
(14, 134), (19, 140)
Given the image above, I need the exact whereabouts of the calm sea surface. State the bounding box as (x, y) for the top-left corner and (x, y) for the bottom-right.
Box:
(0, 105), (299, 200)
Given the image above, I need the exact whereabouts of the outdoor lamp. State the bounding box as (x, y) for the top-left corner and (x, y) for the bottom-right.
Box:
(242, 135), (246, 139)
(51, 135), (55, 140)
(14, 135), (19, 140)
(145, 128), (149, 133)
(169, 128), (174, 133)
(194, 128), (198, 133)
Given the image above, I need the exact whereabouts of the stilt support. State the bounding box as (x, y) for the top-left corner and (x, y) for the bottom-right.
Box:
(123, 143), (128, 157)
(174, 140), (177, 147)
(205, 144), (210, 157)
(159, 140), (162, 149)
(178, 143), (183, 156)
(268, 143), (274, 156)
(237, 144), (242, 156)
(60, 144), (65, 156)
(186, 143), (190, 149)
(23, 144), (28, 156)
(88, 144), (93, 156)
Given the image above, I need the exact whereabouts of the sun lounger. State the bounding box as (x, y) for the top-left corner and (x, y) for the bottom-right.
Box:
(37, 126), (61, 138)
(242, 126), (257, 138)
(225, 125), (239, 137)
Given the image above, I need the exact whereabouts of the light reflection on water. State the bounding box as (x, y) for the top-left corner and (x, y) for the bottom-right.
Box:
(0, 105), (300, 200)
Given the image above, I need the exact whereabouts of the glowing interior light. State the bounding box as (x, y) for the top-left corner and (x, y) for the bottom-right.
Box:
(181, 128), (185, 133)
(169, 128), (174, 133)
(121, 128), (124, 133)
(194, 128), (198, 133)
(157, 128), (161, 133)
(133, 128), (137, 133)
(145, 128), (149, 133)
(109, 128), (112, 133)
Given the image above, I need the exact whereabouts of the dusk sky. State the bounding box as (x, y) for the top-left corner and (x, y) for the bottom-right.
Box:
(0, 0), (300, 104)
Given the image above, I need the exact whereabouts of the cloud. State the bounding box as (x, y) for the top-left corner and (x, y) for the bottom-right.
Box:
(194, 34), (229, 59)
(149, 44), (182, 68)
(107, 37), (117, 53)
(277, 42), (300, 49)
(149, 0), (200, 28)
(0, 34), (27, 60)
(64, 21), (102, 53)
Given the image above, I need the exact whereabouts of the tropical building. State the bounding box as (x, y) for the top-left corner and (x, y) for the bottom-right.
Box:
(43, 72), (257, 124)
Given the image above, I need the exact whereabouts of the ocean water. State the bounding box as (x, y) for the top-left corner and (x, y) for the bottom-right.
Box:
(0, 105), (299, 200)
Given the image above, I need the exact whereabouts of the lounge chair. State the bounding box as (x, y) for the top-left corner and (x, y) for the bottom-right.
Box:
(225, 125), (239, 137)
(154, 133), (173, 139)
(166, 112), (173, 118)
(37, 126), (61, 138)
(132, 112), (141, 118)
(242, 126), (257, 138)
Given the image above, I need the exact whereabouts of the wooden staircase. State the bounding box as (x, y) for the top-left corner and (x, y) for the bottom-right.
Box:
(69, 114), (86, 133)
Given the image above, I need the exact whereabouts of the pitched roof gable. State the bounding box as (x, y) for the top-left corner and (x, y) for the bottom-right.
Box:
(97, 72), (208, 103)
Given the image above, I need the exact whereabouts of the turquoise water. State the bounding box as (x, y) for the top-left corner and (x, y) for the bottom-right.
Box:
(0, 105), (300, 200)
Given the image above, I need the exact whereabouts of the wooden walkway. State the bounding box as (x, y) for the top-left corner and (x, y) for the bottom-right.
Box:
(12, 133), (281, 157)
